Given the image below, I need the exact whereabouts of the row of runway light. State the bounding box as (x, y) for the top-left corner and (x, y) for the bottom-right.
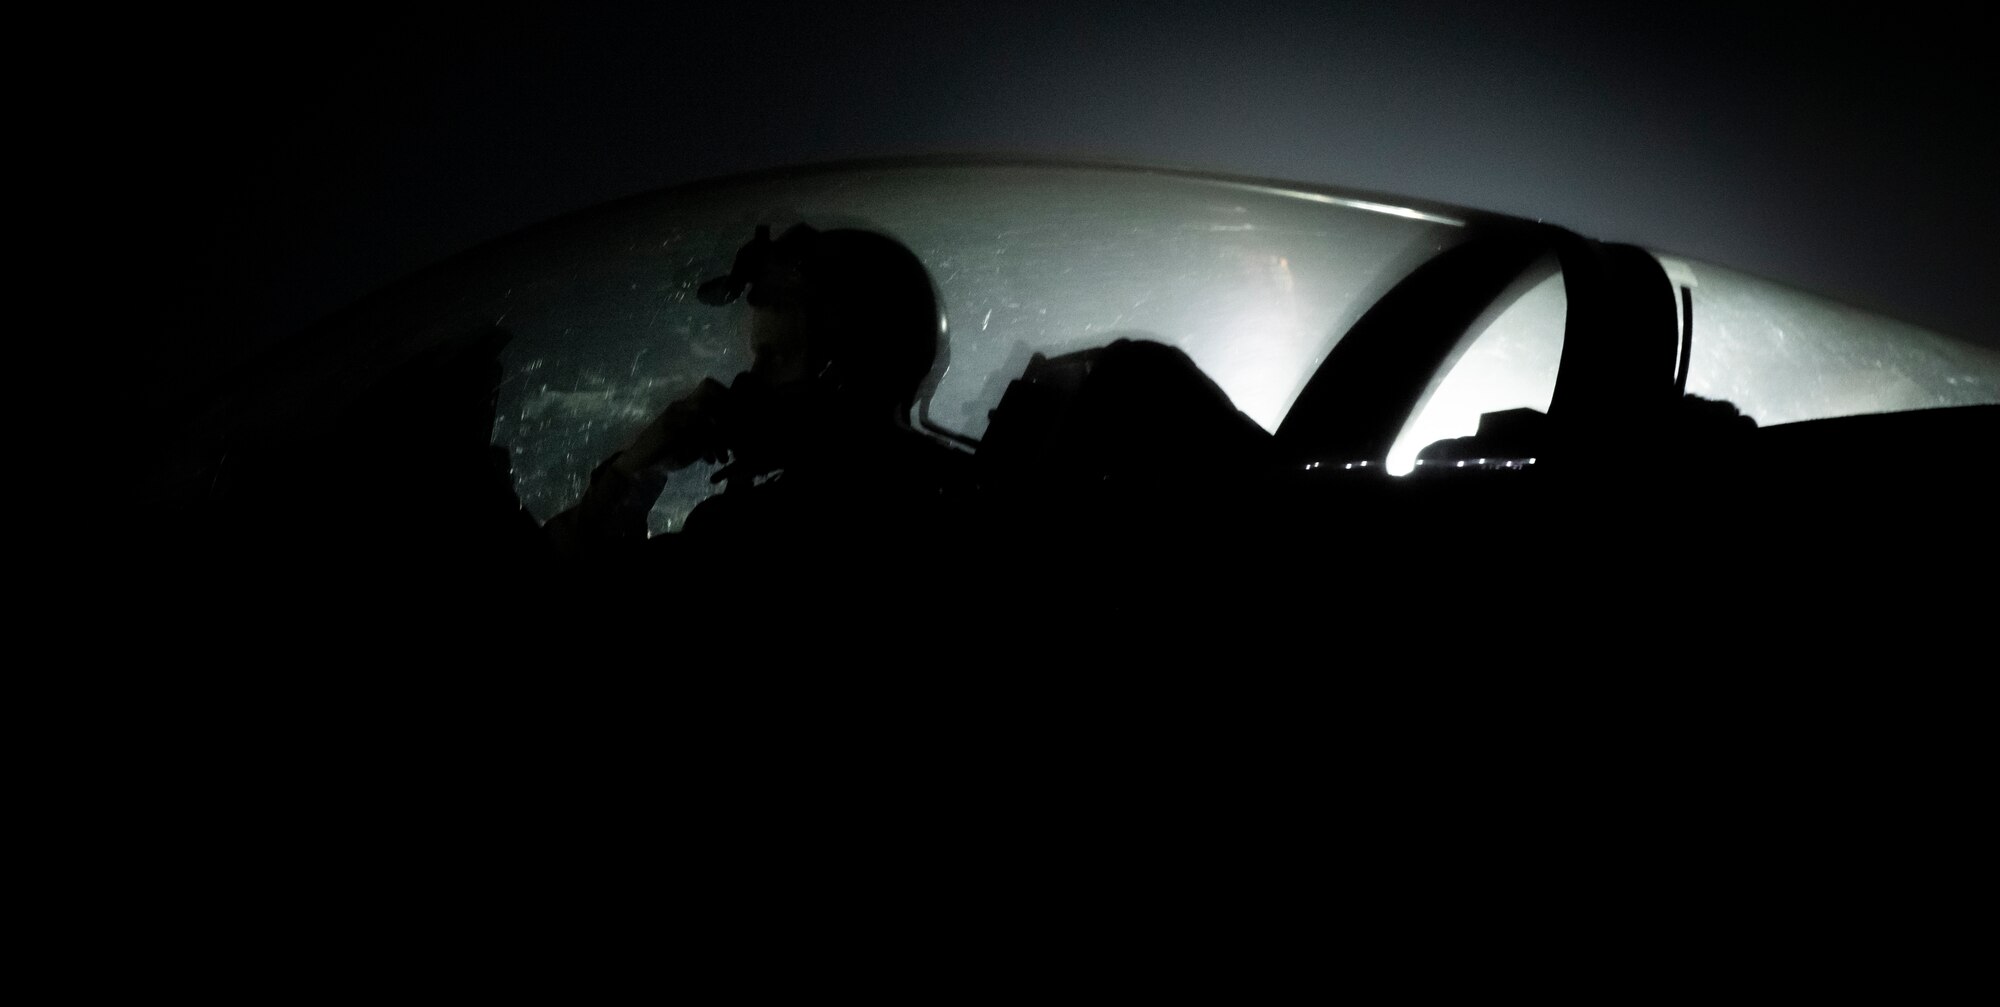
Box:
(1301, 458), (1538, 472)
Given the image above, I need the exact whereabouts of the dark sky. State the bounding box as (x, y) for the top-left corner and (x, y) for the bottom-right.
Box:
(134, 0), (1996, 399)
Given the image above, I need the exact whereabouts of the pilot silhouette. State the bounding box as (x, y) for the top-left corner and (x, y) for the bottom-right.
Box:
(546, 224), (967, 567)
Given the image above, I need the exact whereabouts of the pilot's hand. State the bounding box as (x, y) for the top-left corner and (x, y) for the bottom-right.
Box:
(615, 377), (733, 474)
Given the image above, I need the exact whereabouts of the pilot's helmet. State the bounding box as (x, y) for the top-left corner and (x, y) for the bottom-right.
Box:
(700, 223), (941, 412)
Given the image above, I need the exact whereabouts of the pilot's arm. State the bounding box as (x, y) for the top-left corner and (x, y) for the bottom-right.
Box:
(544, 378), (732, 556)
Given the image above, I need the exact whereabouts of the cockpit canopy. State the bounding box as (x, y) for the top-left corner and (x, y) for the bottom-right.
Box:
(169, 159), (2000, 533)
